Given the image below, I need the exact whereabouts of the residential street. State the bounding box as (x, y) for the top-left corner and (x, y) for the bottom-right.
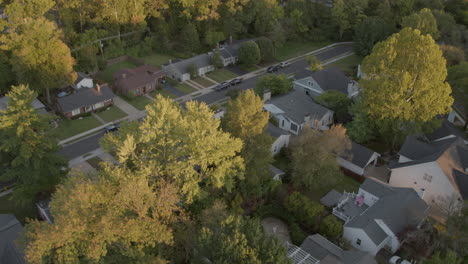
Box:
(58, 42), (354, 161)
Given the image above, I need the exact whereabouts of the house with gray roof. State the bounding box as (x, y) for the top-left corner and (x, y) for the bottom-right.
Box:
(287, 234), (376, 264)
(293, 67), (360, 98)
(266, 123), (291, 155)
(0, 96), (47, 115)
(0, 214), (26, 264)
(389, 135), (468, 212)
(425, 119), (467, 143)
(57, 84), (115, 119)
(263, 88), (334, 135)
(332, 178), (429, 256)
(73, 72), (94, 89)
(337, 141), (380, 176)
(162, 38), (251, 82)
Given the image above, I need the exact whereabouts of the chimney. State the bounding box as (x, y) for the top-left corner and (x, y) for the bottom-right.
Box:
(263, 89), (271, 102)
(122, 73), (126, 79)
(96, 84), (101, 93)
(229, 35), (233, 45)
(216, 42), (220, 49)
(169, 59), (172, 64)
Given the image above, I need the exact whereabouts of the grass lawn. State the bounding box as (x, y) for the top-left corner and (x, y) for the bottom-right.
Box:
(0, 194), (39, 224)
(139, 53), (175, 67)
(192, 77), (216, 88)
(121, 95), (153, 111)
(150, 89), (176, 99)
(205, 69), (238, 83)
(87, 156), (103, 170)
(327, 54), (362, 76)
(95, 106), (127, 123)
(275, 40), (332, 61)
(239, 64), (260, 72)
(176, 82), (197, 94)
(55, 115), (102, 140)
(98, 60), (139, 84)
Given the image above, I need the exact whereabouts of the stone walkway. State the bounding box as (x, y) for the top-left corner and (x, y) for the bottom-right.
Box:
(261, 217), (291, 245)
(92, 113), (106, 124)
(185, 80), (204, 90)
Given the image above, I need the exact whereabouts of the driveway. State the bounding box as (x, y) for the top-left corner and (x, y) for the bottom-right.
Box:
(163, 84), (186, 97)
(226, 65), (249, 75)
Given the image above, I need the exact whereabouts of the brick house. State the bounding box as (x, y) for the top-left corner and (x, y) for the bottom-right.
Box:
(57, 84), (115, 119)
(113, 65), (166, 96)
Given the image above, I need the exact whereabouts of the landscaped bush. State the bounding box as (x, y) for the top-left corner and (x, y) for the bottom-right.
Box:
(284, 192), (324, 230)
(320, 215), (343, 239)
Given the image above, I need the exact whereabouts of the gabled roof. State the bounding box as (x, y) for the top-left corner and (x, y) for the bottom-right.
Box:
(346, 179), (429, 245)
(269, 165), (285, 176)
(266, 88), (331, 124)
(299, 234), (377, 264)
(0, 96), (45, 111)
(341, 141), (379, 168)
(426, 119), (466, 142)
(57, 84), (115, 113)
(165, 53), (212, 75)
(75, 72), (91, 84)
(0, 214), (26, 264)
(294, 67), (351, 95)
(266, 123), (289, 138)
(114, 65), (165, 90)
(392, 136), (468, 199)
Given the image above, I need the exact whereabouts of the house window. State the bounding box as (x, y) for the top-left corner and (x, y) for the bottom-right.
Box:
(423, 173), (432, 183)
(356, 239), (362, 246)
(290, 123), (298, 132)
(71, 108), (81, 116)
(93, 102), (104, 110)
(274, 146), (277, 153)
(281, 120), (285, 127)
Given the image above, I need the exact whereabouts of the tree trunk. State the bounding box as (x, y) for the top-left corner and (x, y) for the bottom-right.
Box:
(46, 87), (51, 104)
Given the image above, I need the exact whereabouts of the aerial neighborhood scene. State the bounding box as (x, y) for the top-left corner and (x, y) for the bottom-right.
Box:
(1, 0), (468, 263)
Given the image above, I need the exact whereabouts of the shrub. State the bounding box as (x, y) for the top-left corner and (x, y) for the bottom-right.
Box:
(238, 40), (261, 67)
(284, 192), (324, 229)
(255, 74), (292, 96)
(211, 50), (224, 69)
(320, 215), (343, 239)
(188, 64), (198, 78)
(256, 37), (275, 62)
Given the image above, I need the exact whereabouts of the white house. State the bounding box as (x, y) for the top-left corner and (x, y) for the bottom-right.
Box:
(266, 123), (291, 155)
(293, 67), (360, 98)
(73, 72), (94, 89)
(332, 179), (429, 256)
(337, 141), (380, 176)
(263, 89), (334, 135)
(389, 135), (468, 211)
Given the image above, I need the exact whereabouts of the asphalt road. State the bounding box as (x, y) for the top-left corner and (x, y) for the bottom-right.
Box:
(58, 43), (353, 161)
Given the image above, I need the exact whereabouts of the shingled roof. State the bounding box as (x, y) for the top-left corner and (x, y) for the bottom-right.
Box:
(114, 65), (166, 90)
(0, 214), (26, 264)
(57, 84), (115, 113)
(340, 141), (379, 168)
(346, 179), (429, 246)
(266, 88), (331, 124)
(294, 67), (351, 95)
(392, 136), (468, 199)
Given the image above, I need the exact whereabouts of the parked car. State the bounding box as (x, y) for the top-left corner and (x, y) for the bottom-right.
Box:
(279, 62), (290, 68)
(389, 256), (411, 264)
(215, 82), (230, 91)
(229, 78), (242, 86)
(267, 65), (280, 73)
(104, 124), (120, 133)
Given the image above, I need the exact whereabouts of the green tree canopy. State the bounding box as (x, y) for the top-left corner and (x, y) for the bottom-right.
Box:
(193, 211), (290, 264)
(256, 37), (275, 62)
(358, 28), (453, 141)
(401, 8), (440, 40)
(290, 125), (351, 190)
(23, 166), (180, 264)
(211, 50), (224, 69)
(238, 40), (261, 66)
(101, 95), (244, 203)
(222, 90), (273, 197)
(353, 16), (394, 56)
(423, 251), (462, 264)
(316, 90), (352, 123)
(180, 23), (201, 53)
(254, 74), (292, 96)
(320, 215), (343, 239)
(0, 85), (67, 204)
(306, 55), (323, 72)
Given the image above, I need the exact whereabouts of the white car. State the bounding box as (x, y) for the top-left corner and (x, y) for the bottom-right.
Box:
(279, 62), (290, 68)
(389, 256), (411, 264)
